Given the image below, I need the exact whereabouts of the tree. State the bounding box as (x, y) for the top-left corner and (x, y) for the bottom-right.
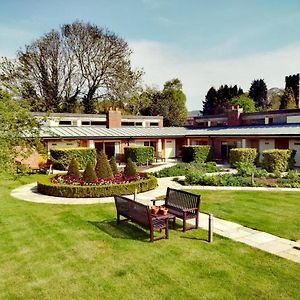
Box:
(95, 150), (113, 179)
(230, 94), (256, 112)
(280, 88), (297, 109)
(67, 158), (81, 178)
(0, 90), (41, 174)
(148, 78), (188, 126)
(1, 21), (141, 113)
(249, 79), (268, 109)
(124, 158), (137, 177)
(202, 85), (243, 115)
(83, 161), (97, 183)
(268, 88), (284, 110)
(110, 156), (119, 175)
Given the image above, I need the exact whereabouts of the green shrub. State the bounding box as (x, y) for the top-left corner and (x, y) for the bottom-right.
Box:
(50, 148), (96, 170)
(124, 158), (137, 177)
(124, 146), (154, 165)
(254, 168), (268, 177)
(229, 148), (257, 167)
(262, 149), (295, 172)
(83, 161), (97, 183)
(182, 145), (212, 163)
(110, 156), (118, 175)
(67, 158), (81, 178)
(235, 161), (256, 177)
(95, 150), (113, 179)
(37, 175), (157, 198)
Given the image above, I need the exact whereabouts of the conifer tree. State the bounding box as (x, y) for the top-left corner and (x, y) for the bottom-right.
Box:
(67, 157), (81, 178)
(95, 150), (113, 179)
(280, 87), (297, 109)
(83, 161), (97, 183)
(124, 158), (137, 177)
(110, 156), (118, 175)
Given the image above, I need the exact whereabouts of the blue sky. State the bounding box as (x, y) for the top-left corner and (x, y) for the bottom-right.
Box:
(1, 0), (300, 110)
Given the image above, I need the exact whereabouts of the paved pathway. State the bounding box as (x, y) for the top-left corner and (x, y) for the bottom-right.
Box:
(11, 173), (300, 263)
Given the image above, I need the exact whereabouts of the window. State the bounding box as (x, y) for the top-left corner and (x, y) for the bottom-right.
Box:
(150, 122), (159, 127)
(82, 121), (90, 126)
(59, 120), (72, 125)
(135, 122), (143, 126)
(121, 121), (135, 126)
(91, 121), (106, 126)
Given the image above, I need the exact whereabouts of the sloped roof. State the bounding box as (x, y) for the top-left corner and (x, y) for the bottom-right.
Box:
(40, 123), (300, 139)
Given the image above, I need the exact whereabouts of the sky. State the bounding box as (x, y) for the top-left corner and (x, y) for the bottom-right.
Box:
(1, 0), (300, 110)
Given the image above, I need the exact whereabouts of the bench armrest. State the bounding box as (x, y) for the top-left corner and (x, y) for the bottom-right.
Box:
(182, 207), (199, 212)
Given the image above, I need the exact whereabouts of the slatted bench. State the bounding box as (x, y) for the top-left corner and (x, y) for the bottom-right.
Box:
(114, 195), (169, 242)
(152, 188), (201, 232)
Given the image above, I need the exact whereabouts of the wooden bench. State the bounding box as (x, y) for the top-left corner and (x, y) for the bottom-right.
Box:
(114, 195), (169, 242)
(153, 188), (201, 232)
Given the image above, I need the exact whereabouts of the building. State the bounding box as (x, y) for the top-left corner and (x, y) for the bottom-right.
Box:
(36, 106), (300, 167)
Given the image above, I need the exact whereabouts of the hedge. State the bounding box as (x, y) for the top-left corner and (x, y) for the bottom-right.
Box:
(229, 148), (257, 167)
(262, 149), (296, 172)
(37, 175), (157, 198)
(124, 146), (154, 165)
(50, 148), (97, 170)
(182, 145), (212, 163)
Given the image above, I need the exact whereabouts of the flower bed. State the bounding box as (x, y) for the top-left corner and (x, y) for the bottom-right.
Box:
(37, 173), (157, 198)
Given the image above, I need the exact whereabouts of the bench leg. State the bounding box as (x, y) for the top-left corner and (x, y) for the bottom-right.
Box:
(165, 219), (169, 239)
(150, 227), (154, 242)
(172, 217), (176, 229)
(195, 213), (199, 229)
(183, 218), (186, 232)
(117, 213), (120, 224)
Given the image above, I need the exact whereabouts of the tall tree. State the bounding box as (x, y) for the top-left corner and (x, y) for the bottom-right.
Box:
(148, 78), (188, 127)
(202, 87), (218, 115)
(1, 21), (141, 113)
(280, 87), (296, 109)
(249, 79), (268, 110)
(230, 94), (256, 112)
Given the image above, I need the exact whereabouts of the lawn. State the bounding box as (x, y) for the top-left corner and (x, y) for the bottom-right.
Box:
(0, 174), (299, 299)
(188, 190), (300, 241)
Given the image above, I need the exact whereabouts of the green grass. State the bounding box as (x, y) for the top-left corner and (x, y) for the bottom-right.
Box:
(188, 190), (300, 241)
(0, 174), (300, 299)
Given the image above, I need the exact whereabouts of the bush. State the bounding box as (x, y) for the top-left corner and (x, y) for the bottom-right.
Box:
(67, 158), (81, 178)
(235, 162), (256, 177)
(229, 148), (257, 167)
(50, 148), (96, 170)
(254, 168), (268, 178)
(124, 158), (137, 177)
(83, 161), (97, 183)
(95, 150), (113, 179)
(262, 149), (295, 172)
(37, 175), (158, 198)
(182, 145), (212, 163)
(110, 156), (118, 175)
(124, 146), (154, 165)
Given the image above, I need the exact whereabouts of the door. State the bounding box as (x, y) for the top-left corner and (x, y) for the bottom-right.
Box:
(164, 140), (176, 159)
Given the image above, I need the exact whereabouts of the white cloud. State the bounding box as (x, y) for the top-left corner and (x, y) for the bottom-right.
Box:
(130, 40), (300, 110)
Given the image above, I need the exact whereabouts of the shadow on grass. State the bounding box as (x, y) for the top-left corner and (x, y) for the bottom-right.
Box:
(88, 219), (149, 241)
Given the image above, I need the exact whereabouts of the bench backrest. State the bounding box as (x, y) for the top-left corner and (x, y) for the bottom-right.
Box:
(114, 195), (151, 228)
(165, 188), (200, 210)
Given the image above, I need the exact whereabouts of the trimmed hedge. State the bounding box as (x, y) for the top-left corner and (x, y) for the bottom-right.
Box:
(37, 175), (158, 198)
(50, 148), (96, 170)
(182, 145), (212, 163)
(229, 148), (257, 167)
(124, 146), (154, 165)
(262, 149), (296, 172)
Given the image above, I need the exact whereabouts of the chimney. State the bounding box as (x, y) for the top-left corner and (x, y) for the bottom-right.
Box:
(228, 105), (243, 126)
(106, 107), (121, 128)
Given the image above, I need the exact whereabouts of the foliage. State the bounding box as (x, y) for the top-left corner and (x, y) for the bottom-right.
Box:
(235, 162), (256, 177)
(82, 161), (97, 183)
(268, 88), (284, 110)
(50, 148), (96, 170)
(109, 156), (118, 175)
(202, 85), (243, 115)
(152, 161), (224, 178)
(249, 79), (268, 109)
(67, 158), (81, 178)
(280, 87), (296, 109)
(38, 175), (157, 198)
(229, 148), (257, 167)
(1, 21), (141, 113)
(262, 149), (295, 172)
(182, 145), (212, 163)
(95, 150), (113, 179)
(230, 94), (256, 112)
(124, 146), (154, 165)
(124, 158), (137, 177)
(0, 90), (41, 175)
(254, 168), (268, 177)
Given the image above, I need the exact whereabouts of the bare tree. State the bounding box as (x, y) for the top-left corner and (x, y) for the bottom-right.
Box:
(1, 21), (141, 113)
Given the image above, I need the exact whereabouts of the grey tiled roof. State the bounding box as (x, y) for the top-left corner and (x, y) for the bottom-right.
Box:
(40, 123), (300, 139)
